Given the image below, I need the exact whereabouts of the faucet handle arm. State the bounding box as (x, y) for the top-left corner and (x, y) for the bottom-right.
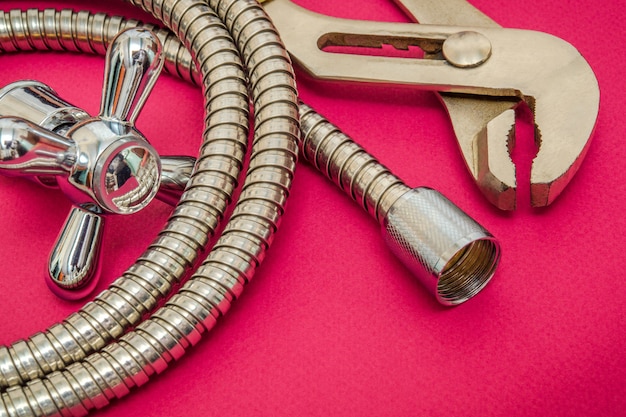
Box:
(0, 116), (75, 176)
(99, 28), (164, 124)
(46, 206), (103, 300)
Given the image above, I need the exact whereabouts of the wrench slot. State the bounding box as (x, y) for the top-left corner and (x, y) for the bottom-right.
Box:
(320, 42), (426, 60)
(317, 32), (441, 58)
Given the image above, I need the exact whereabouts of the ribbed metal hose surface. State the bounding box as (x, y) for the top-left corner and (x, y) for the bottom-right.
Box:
(0, 2), (299, 416)
(0, 1), (501, 414)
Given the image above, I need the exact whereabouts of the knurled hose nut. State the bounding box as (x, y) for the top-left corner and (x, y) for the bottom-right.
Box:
(381, 187), (500, 305)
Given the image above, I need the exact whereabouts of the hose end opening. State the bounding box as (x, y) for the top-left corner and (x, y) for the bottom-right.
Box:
(437, 237), (500, 305)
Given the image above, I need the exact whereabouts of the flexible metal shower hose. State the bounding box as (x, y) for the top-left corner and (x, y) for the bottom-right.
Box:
(0, 1), (300, 415)
(0, 1), (499, 415)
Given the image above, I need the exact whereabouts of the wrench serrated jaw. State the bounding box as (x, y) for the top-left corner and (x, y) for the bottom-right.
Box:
(528, 55), (600, 207)
(444, 34), (599, 210)
(440, 95), (518, 210)
(474, 108), (517, 210)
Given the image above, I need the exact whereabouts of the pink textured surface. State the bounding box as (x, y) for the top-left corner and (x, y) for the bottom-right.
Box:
(0, 1), (624, 416)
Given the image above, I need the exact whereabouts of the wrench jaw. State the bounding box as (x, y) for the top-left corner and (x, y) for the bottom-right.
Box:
(440, 94), (518, 210)
(448, 81), (599, 211)
(529, 132), (596, 208)
(451, 85), (599, 211)
(443, 32), (600, 210)
(474, 108), (517, 210)
(527, 55), (600, 208)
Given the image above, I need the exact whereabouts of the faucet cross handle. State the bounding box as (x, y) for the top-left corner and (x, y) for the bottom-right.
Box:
(0, 28), (180, 300)
(62, 28), (165, 215)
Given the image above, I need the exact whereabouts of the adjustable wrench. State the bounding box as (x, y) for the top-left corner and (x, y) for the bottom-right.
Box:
(262, 0), (600, 210)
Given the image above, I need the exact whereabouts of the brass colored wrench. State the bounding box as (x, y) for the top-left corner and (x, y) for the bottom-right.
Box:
(262, 0), (600, 210)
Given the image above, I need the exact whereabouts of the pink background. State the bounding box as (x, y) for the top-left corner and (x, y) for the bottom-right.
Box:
(0, 0), (625, 416)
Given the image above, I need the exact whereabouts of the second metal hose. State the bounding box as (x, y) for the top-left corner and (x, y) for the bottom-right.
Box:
(298, 103), (499, 305)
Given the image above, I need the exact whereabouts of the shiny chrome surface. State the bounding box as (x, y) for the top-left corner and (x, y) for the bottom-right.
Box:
(60, 120), (161, 214)
(382, 188), (499, 305)
(263, 0), (600, 210)
(0, 81), (89, 134)
(61, 27), (164, 214)
(157, 155), (195, 205)
(0, 116), (75, 176)
(0, 30), (164, 214)
(0, 116), (188, 205)
(0, 28), (166, 300)
(47, 207), (103, 299)
(0, 3), (299, 416)
(100, 27), (163, 123)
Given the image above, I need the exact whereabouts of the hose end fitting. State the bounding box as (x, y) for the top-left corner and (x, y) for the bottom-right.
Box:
(381, 187), (500, 306)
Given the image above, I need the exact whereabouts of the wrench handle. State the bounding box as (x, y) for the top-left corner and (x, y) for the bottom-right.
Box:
(391, 0), (499, 27)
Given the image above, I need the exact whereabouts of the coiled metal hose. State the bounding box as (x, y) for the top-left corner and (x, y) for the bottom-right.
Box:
(0, 2), (299, 415)
(0, 2), (500, 415)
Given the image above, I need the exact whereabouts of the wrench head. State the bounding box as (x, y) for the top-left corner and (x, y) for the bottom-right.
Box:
(442, 33), (599, 210)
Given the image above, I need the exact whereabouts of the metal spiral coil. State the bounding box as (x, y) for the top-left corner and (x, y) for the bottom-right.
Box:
(299, 102), (409, 222)
(0, 1), (299, 416)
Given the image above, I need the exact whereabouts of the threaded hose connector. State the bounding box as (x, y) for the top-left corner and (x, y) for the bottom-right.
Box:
(381, 187), (500, 305)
